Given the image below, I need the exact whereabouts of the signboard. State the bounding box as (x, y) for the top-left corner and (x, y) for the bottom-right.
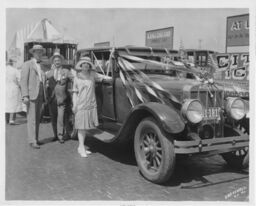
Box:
(226, 14), (249, 48)
(145, 27), (174, 49)
(94, 41), (110, 48)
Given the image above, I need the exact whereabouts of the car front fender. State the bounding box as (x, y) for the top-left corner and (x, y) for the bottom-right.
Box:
(131, 102), (185, 134)
(111, 102), (185, 146)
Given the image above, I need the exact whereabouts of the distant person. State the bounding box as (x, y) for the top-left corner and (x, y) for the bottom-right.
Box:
(5, 58), (23, 124)
(20, 45), (46, 149)
(72, 57), (111, 157)
(46, 51), (73, 143)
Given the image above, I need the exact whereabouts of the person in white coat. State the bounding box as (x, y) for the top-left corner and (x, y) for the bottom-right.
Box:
(5, 58), (23, 124)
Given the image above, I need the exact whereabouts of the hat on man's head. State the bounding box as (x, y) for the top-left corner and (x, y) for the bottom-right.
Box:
(50, 51), (65, 63)
(75, 56), (94, 71)
(29, 44), (46, 54)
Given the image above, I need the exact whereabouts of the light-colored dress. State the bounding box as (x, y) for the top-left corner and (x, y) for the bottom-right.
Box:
(5, 65), (23, 113)
(73, 71), (104, 130)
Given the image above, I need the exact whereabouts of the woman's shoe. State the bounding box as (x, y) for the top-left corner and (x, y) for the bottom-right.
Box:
(85, 150), (92, 155)
(77, 147), (88, 158)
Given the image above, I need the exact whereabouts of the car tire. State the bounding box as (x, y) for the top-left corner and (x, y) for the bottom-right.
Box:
(221, 122), (249, 169)
(134, 117), (175, 184)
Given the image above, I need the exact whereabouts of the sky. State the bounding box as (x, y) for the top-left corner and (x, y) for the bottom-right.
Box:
(6, 8), (248, 52)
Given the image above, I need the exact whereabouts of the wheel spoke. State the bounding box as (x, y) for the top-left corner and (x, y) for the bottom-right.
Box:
(155, 156), (161, 166)
(149, 155), (154, 167)
(145, 160), (151, 169)
(156, 146), (162, 151)
(143, 139), (149, 146)
(148, 133), (153, 142)
(146, 135), (151, 143)
(156, 151), (162, 159)
(153, 158), (157, 168)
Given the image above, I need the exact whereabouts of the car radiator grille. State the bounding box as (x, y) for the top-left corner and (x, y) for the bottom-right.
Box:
(191, 89), (224, 138)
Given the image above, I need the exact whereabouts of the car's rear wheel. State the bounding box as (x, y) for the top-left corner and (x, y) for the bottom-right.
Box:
(134, 117), (175, 184)
(221, 122), (249, 169)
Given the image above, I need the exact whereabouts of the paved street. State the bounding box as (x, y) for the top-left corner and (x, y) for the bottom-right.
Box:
(5, 114), (249, 201)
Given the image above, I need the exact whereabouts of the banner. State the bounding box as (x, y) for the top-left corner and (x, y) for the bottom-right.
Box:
(94, 41), (110, 48)
(215, 53), (249, 81)
(214, 53), (249, 97)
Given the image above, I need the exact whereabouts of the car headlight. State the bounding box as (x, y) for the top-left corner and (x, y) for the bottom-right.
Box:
(225, 97), (246, 120)
(182, 99), (203, 124)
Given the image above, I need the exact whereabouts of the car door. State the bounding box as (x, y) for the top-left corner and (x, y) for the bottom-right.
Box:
(93, 52), (116, 121)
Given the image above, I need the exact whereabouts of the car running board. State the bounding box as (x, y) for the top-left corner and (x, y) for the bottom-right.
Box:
(87, 128), (116, 143)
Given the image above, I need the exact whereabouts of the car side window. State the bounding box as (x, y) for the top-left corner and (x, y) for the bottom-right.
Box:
(93, 51), (113, 77)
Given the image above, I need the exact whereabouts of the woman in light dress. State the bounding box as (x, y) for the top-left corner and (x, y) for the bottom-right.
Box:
(72, 57), (111, 157)
(5, 59), (23, 124)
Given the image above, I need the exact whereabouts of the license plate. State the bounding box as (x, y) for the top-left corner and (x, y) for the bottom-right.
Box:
(204, 107), (221, 120)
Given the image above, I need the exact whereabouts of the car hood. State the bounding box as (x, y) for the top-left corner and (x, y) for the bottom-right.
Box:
(145, 74), (202, 102)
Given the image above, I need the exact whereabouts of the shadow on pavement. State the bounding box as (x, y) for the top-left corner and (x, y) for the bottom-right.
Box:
(85, 136), (136, 166)
(164, 156), (249, 187)
(39, 137), (55, 145)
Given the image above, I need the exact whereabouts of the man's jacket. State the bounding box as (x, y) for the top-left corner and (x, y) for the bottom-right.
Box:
(46, 67), (73, 105)
(20, 59), (46, 101)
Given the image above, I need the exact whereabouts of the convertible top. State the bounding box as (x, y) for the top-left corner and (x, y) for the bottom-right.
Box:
(77, 46), (179, 58)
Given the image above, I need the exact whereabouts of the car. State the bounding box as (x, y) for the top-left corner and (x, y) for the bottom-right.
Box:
(71, 46), (249, 184)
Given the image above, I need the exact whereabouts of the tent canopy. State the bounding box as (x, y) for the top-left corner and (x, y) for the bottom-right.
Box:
(8, 18), (77, 67)
(26, 18), (77, 44)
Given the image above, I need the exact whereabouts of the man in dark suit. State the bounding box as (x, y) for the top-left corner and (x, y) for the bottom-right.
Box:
(46, 51), (73, 143)
(20, 45), (46, 149)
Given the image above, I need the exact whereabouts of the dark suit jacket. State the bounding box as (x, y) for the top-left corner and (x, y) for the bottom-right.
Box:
(46, 67), (73, 105)
(20, 59), (46, 101)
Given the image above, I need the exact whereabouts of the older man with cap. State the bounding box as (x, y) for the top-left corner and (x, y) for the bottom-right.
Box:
(46, 51), (73, 143)
(20, 44), (46, 149)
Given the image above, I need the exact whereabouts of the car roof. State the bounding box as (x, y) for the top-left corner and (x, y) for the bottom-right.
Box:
(77, 46), (179, 57)
(184, 49), (217, 54)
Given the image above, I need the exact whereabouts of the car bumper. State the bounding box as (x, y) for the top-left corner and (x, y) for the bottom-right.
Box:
(174, 135), (249, 154)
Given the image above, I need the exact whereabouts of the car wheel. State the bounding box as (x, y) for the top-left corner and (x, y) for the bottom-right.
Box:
(221, 122), (249, 169)
(134, 117), (175, 184)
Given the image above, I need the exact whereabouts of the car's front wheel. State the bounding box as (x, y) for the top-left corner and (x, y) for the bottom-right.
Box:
(134, 117), (175, 184)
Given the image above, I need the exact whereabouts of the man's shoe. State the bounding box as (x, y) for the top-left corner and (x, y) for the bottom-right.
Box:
(52, 137), (58, 142)
(29, 143), (40, 149)
(58, 139), (65, 144)
(37, 141), (43, 146)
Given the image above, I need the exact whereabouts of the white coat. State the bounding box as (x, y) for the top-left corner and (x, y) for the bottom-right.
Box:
(5, 65), (23, 113)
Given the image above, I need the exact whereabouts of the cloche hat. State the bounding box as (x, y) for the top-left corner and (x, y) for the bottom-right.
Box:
(75, 56), (94, 71)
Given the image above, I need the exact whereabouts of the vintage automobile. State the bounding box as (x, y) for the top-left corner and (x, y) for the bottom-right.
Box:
(72, 46), (249, 184)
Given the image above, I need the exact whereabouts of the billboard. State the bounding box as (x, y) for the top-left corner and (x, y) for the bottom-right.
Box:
(94, 41), (110, 48)
(226, 14), (249, 48)
(145, 27), (174, 49)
